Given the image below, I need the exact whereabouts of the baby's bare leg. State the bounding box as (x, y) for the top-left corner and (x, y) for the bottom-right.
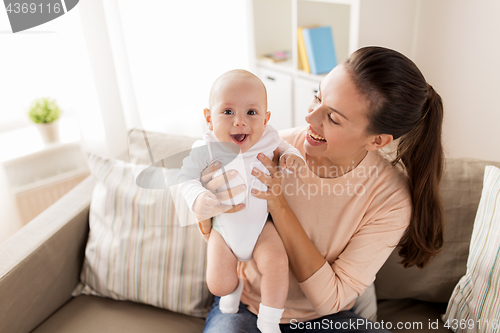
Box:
(206, 229), (239, 297)
(253, 221), (289, 308)
(253, 222), (288, 333)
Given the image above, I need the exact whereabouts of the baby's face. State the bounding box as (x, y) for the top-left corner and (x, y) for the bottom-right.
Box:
(206, 74), (269, 153)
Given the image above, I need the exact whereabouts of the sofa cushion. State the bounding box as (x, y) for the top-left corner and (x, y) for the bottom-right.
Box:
(377, 299), (450, 332)
(0, 177), (95, 333)
(31, 295), (205, 333)
(375, 158), (500, 303)
(74, 153), (212, 317)
(442, 166), (500, 331)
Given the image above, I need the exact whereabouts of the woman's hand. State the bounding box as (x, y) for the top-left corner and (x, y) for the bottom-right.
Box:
(196, 161), (246, 220)
(250, 153), (289, 214)
(251, 152), (326, 283)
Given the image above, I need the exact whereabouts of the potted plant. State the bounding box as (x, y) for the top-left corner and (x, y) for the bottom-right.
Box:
(27, 97), (62, 143)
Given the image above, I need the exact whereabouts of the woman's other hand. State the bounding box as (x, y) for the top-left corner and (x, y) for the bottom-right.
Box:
(197, 161), (246, 220)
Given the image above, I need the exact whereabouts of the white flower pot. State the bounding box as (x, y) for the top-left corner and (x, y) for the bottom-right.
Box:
(36, 121), (60, 144)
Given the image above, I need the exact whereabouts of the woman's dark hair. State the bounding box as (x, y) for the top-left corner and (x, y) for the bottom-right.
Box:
(345, 46), (444, 268)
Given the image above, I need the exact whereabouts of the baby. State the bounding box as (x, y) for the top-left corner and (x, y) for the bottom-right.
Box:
(178, 69), (305, 333)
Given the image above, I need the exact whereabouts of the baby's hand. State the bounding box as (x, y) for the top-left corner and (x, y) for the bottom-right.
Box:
(192, 191), (219, 218)
(280, 153), (305, 173)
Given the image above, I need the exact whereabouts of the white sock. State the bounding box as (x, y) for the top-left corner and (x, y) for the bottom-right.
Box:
(219, 277), (244, 314)
(257, 303), (284, 333)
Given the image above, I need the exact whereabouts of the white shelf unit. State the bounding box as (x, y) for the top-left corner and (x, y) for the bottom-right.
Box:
(248, 0), (418, 128)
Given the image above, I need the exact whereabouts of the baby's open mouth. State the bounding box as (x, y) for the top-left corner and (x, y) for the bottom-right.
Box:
(231, 134), (248, 143)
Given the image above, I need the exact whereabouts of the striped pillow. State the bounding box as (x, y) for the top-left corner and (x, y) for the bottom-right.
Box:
(442, 166), (500, 332)
(73, 153), (212, 317)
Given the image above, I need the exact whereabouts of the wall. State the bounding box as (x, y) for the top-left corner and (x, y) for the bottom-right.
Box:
(414, 0), (500, 161)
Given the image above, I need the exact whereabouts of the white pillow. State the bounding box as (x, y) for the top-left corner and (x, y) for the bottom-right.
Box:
(442, 166), (500, 332)
(73, 153), (212, 317)
(352, 282), (378, 322)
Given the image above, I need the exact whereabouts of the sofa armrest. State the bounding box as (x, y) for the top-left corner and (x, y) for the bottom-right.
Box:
(0, 176), (96, 333)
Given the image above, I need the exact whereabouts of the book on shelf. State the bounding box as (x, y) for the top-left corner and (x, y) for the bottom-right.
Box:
(297, 27), (310, 73)
(302, 26), (337, 75)
(260, 50), (292, 64)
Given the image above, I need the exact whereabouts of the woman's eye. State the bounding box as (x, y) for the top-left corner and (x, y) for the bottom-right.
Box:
(329, 115), (339, 125)
(223, 109), (233, 115)
(247, 110), (256, 115)
(314, 95), (321, 103)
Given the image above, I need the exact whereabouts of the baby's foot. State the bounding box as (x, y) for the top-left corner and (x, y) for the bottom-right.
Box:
(219, 277), (244, 314)
(256, 303), (284, 333)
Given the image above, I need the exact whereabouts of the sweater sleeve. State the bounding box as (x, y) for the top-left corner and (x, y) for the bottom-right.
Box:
(178, 141), (211, 210)
(298, 188), (411, 316)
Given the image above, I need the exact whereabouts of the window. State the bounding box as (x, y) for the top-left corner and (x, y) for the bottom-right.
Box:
(117, 0), (249, 137)
(0, 0), (250, 157)
(0, 6), (99, 133)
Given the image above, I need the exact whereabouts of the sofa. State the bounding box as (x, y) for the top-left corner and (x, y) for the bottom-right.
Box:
(1, 131), (499, 333)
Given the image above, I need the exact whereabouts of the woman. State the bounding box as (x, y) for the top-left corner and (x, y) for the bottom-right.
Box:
(198, 46), (444, 332)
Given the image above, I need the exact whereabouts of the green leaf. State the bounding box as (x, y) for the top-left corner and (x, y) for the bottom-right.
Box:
(27, 97), (62, 124)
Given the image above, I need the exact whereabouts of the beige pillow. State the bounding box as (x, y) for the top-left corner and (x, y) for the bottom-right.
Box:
(352, 283), (377, 322)
(73, 153), (212, 317)
(127, 128), (199, 167)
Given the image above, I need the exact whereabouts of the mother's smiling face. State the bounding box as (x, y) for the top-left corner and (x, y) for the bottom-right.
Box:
(304, 64), (378, 168)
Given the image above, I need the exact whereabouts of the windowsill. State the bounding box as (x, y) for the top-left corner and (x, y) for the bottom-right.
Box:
(0, 116), (81, 164)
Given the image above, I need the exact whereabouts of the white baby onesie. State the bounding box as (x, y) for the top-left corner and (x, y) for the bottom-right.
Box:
(178, 125), (304, 261)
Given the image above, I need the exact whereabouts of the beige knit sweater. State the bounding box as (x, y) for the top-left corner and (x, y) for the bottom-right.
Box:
(240, 126), (412, 323)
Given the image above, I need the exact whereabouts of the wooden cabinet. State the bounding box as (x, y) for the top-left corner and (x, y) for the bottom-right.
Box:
(257, 67), (293, 130)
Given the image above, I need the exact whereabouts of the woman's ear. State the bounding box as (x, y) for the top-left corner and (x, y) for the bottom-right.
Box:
(203, 108), (213, 130)
(365, 134), (393, 151)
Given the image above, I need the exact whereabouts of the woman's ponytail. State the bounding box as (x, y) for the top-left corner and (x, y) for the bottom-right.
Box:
(345, 47), (445, 268)
(394, 84), (444, 268)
